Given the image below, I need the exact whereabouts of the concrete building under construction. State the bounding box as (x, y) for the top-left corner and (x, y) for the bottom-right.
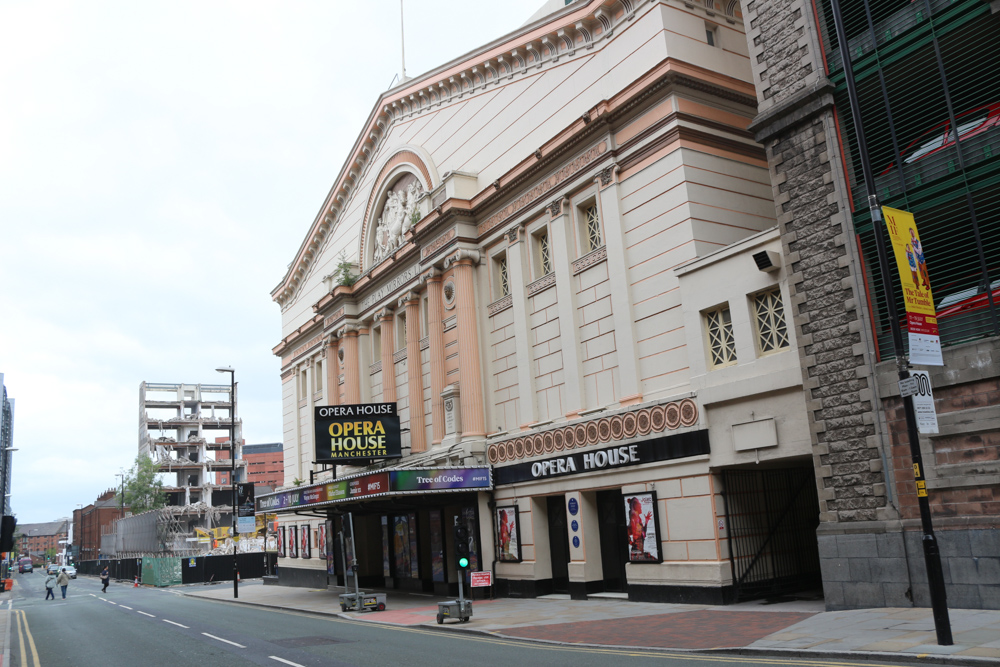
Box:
(138, 381), (246, 546)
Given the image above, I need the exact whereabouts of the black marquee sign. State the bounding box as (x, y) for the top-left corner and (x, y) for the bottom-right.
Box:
(493, 430), (709, 485)
(314, 403), (402, 465)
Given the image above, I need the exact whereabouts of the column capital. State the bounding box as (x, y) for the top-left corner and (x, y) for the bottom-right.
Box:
(421, 267), (442, 285)
(338, 323), (361, 338)
(444, 248), (481, 269)
(547, 197), (569, 218)
(597, 163), (619, 188)
(397, 291), (420, 309)
(375, 306), (395, 322)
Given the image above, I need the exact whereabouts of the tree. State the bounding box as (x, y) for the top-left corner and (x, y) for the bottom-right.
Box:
(120, 454), (167, 514)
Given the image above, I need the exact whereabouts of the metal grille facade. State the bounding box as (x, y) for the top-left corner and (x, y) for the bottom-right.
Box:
(816, 0), (1000, 357)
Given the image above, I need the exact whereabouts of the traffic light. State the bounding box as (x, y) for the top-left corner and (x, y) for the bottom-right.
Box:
(454, 523), (469, 569)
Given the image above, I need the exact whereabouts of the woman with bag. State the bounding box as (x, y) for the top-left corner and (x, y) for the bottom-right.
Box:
(100, 566), (110, 593)
(44, 572), (56, 600)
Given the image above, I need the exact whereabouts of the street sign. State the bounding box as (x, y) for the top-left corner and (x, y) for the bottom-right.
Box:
(470, 571), (492, 588)
(910, 370), (939, 434)
(899, 376), (919, 397)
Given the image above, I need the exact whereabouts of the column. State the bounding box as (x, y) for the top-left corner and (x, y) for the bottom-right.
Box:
(378, 308), (397, 403)
(340, 326), (362, 404)
(449, 250), (486, 438)
(292, 366), (303, 481)
(424, 271), (446, 445)
(325, 335), (340, 406)
(402, 292), (428, 453)
(598, 165), (642, 405)
(505, 227), (538, 427)
(548, 197), (586, 416)
(303, 359), (315, 480)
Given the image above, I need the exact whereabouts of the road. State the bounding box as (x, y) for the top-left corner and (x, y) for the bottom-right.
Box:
(8, 572), (928, 667)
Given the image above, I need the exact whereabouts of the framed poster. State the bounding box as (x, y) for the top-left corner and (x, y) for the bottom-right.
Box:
(324, 520), (335, 575)
(278, 526), (286, 557)
(301, 523), (311, 559)
(496, 506), (521, 562)
(624, 492), (662, 563)
(288, 525), (299, 558)
(462, 507), (479, 572)
(429, 511), (445, 582)
(393, 515), (410, 577)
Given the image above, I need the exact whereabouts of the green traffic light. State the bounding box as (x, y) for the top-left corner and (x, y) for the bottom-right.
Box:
(458, 557), (469, 568)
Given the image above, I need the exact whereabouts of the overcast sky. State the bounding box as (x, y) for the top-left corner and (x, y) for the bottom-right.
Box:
(0, 0), (547, 524)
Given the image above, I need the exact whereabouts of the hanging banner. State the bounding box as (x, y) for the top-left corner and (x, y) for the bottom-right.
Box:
(883, 206), (943, 366)
(236, 483), (256, 534)
(314, 403), (402, 464)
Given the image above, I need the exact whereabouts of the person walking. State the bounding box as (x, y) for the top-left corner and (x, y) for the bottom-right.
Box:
(57, 568), (70, 599)
(44, 572), (56, 600)
(100, 566), (110, 593)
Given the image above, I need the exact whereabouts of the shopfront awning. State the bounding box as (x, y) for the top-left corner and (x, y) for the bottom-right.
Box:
(255, 466), (492, 514)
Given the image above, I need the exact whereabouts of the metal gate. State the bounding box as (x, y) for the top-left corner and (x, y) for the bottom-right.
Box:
(721, 467), (822, 601)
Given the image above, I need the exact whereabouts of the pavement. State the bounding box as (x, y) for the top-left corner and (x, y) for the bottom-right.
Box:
(176, 579), (1000, 665)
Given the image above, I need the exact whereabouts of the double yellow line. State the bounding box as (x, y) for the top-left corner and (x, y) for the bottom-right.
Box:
(15, 609), (41, 667)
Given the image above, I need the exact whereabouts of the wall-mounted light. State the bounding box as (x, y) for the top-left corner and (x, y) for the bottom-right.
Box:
(753, 250), (782, 273)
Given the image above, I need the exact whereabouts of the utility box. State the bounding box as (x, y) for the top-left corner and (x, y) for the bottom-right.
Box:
(436, 599), (472, 624)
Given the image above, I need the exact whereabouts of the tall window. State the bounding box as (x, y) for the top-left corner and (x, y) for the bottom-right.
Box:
(584, 204), (602, 252)
(314, 360), (323, 393)
(705, 305), (737, 368)
(753, 288), (790, 355)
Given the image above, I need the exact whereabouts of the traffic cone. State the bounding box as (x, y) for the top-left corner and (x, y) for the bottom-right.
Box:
(237, 571), (241, 583)
(134, 576), (139, 588)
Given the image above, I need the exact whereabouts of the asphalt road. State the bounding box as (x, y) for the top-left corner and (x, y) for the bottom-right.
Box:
(8, 572), (929, 667)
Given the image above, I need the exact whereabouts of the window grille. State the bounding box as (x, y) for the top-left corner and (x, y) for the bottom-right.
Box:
(753, 289), (790, 354)
(706, 306), (737, 367)
(498, 256), (510, 297)
(585, 205), (602, 251)
(539, 233), (552, 276)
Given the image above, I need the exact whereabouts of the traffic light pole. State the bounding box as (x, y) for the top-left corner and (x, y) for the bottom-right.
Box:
(829, 0), (951, 645)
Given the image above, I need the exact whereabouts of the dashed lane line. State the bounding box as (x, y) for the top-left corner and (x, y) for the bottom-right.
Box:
(163, 620), (190, 629)
(202, 632), (246, 648)
(120, 605), (133, 610)
(269, 657), (306, 667)
(137, 611), (156, 618)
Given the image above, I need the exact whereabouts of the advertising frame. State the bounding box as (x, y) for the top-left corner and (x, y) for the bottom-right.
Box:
(313, 403), (402, 465)
(623, 491), (663, 564)
(495, 505), (522, 563)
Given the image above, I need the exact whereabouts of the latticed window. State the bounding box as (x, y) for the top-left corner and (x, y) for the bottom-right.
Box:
(585, 205), (602, 251)
(753, 289), (789, 355)
(706, 306), (737, 368)
(539, 232), (552, 276)
(497, 256), (510, 297)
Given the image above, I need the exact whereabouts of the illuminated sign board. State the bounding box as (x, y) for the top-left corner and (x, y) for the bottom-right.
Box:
(313, 403), (402, 464)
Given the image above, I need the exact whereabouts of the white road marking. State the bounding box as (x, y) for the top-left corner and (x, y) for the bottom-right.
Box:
(269, 657), (305, 667)
(106, 601), (117, 605)
(163, 620), (189, 629)
(137, 611), (155, 618)
(202, 633), (245, 648)
(89, 594), (96, 598)
(119, 605), (133, 610)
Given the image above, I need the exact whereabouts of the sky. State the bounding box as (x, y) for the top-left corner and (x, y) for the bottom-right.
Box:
(0, 0), (549, 524)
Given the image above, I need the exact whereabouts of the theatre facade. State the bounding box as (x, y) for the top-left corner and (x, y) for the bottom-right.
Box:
(263, 0), (819, 604)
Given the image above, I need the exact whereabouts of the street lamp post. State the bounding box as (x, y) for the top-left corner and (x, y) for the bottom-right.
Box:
(216, 366), (238, 599)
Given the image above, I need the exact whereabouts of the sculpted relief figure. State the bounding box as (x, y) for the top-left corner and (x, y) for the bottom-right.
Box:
(372, 179), (424, 265)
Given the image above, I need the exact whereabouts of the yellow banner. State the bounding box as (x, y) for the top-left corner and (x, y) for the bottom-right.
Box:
(882, 206), (943, 365)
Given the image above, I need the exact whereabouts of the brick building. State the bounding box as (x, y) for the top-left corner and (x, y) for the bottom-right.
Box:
(73, 489), (125, 562)
(739, 0), (1000, 609)
(218, 442), (283, 488)
(19, 520), (68, 565)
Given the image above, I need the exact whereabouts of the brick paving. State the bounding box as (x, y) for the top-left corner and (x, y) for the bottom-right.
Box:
(498, 610), (816, 649)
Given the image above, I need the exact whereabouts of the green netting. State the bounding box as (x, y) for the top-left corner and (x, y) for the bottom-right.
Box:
(140, 557), (182, 587)
(816, 0), (1000, 357)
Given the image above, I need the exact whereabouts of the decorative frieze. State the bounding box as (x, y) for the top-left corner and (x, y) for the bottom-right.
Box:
(572, 245), (607, 275)
(324, 308), (345, 329)
(477, 142), (608, 236)
(488, 294), (513, 317)
(359, 263), (420, 312)
(487, 398), (700, 465)
(422, 228), (456, 259)
(527, 272), (556, 297)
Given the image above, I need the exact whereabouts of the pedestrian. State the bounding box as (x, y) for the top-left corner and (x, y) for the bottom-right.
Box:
(57, 568), (70, 599)
(44, 572), (56, 600)
(100, 566), (110, 593)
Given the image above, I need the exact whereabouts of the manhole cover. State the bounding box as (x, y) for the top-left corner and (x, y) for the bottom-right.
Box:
(269, 636), (343, 648)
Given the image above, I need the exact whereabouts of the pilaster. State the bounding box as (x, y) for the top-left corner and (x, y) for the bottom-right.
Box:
(339, 325), (362, 405)
(597, 165), (642, 405)
(447, 250), (486, 437)
(424, 271), (447, 444)
(401, 292), (427, 453)
(505, 227), (538, 427)
(324, 335), (339, 406)
(378, 308), (397, 403)
(548, 197), (586, 416)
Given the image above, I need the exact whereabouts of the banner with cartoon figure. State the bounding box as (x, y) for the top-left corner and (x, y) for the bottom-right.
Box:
(624, 492), (661, 563)
(883, 206), (943, 365)
(496, 506), (521, 562)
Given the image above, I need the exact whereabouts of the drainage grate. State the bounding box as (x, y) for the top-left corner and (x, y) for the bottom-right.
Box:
(269, 636), (344, 648)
